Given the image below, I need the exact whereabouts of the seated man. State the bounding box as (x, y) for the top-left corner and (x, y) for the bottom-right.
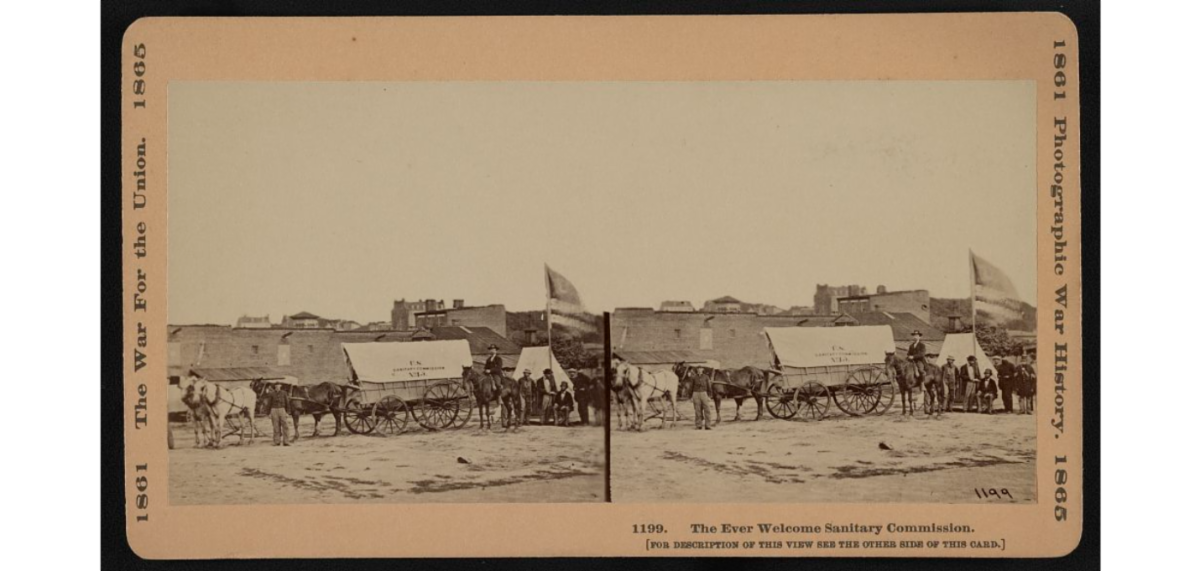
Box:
(979, 369), (999, 414)
(554, 382), (575, 426)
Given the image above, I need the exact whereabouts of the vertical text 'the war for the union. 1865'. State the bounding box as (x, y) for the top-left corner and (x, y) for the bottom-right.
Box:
(1049, 38), (1070, 525)
(129, 40), (152, 523)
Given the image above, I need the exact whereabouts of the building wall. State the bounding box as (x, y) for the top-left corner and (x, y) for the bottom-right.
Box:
(868, 290), (930, 323)
(166, 325), (514, 384)
(416, 304), (507, 336)
(814, 284), (868, 315)
(612, 309), (814, 369)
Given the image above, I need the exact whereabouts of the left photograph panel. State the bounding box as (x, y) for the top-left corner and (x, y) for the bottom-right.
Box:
(165, 82), (606, 504)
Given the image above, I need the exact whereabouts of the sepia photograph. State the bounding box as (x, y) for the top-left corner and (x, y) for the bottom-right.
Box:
(165, 83), (608, 504)
(596, 81), (1040, 504)
(118, 13), (1086, 558)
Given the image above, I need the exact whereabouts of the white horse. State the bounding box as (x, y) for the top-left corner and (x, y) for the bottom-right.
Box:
(613, 358), (679, 430)
(178, 377), (213, 448)
(194, 377), (259, 448)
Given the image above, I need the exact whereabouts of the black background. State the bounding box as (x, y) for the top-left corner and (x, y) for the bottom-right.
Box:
(101, 1), (1100, 569)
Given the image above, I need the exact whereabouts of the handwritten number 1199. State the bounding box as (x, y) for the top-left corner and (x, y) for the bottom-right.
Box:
(974, 488), (1013, 500)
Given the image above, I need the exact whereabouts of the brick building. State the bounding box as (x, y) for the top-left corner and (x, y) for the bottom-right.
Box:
(835, 289), (931, 324)
(391, 299), (443, 330)
(611, 308), (855, 369)
(658, 300), (696, 313)
(813, 284), (869, 315)
(414, 301), (507, 337)
(166, 324), (519, 385)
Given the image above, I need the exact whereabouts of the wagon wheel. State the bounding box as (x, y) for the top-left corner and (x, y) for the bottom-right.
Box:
(834, 366), (885, 416)
(342, 397), (377, 434)
(419, 382), (464, 430)
(873, 377), (898, 416)
(795, 381), (832, 421)
(765, 382), (798, 420)
(372, 396), (411, 436)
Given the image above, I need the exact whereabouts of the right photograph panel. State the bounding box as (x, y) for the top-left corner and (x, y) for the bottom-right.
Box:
(606, 80), (1037, 504)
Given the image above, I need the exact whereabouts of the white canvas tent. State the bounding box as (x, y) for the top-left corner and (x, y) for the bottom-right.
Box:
(764, 326), (895, 370)
(513, 346), (570, 392)
(342, 340), (473, 383)
(934, 333), (998, 378)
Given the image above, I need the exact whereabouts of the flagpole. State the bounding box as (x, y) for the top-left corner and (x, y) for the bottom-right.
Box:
(969, 249), (977, 361)
(545, 264), (553, 366)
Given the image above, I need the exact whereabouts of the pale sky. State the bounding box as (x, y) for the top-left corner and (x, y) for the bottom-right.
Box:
(169, 81), (1035, 325)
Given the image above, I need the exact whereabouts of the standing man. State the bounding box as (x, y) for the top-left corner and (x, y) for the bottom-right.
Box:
(996, 356), (1017, 414)
(940, 356), (958, 413)
(907, 330), (928, 377)
(690, 367), (716, 430)
(1018, 355), (1037, 415)
(516, 368), (535, 426)
(568, 369), (591, 426)
(537, 368), (557, 426)
(266, 382), (292, 446)
(960, 355), (983, 413)
(483, 344), (505, 395)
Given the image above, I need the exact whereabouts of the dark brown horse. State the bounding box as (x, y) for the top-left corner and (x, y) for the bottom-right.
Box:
(497, 374), (520, 430)
(252, 380), (351, 440)
(462, 368), (498, 430)
(674, 363), (767, 422)
(887, 355), (935, 416)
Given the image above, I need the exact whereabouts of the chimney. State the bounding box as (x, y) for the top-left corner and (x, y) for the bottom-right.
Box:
(453, 299), (465, 309)
(877, 285), (887, 294)
(425, 299), (438, 312)
(948, 315), (962, 332)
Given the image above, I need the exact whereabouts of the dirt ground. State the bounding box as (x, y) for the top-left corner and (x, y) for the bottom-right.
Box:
(169, 414), (605, 504)
(611, 403), (1036, 504)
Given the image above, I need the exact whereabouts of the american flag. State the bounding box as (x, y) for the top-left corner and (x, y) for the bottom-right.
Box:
(971, 250), (1025, 327)
(545, 264), (597, 335)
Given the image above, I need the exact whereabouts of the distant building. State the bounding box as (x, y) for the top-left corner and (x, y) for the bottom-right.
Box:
(235, 315), (271, 329)
(414, 301), (507, 337)
(612, 307), (856, 369)
(813, 284), (868, 315)
(391, 299), (443, 330)
(836, 289), (931, 324)
(787, 306), (816, 316)
(659, 300), (696, 313)
(282, 311), (322, 329)
(852, 311), (946, 354)
(703, 296), (745, 313)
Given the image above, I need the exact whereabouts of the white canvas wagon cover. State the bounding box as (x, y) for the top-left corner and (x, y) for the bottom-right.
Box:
(764, 326), (895, 369)
(342, 340), (473, 384)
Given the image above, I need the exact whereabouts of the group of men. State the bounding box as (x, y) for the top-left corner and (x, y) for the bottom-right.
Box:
(908, 330), (1037, 415)
(483, 345), (601, 429)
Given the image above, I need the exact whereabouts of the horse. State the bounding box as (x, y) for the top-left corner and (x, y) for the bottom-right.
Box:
(609, 367), (635, 430)
(462, 368), (498, 430)
(180, 381), (214, 448)
(673, 364), (767, 423)
(251, 380), (350, 440)
(887, 354), (937, 417)
(496, 374), (521, 430)
(613, 358), (679, 430)
(195, 378), (259, 448)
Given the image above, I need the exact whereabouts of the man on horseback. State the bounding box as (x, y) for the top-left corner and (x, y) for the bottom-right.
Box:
(907, 330), (928, 375)
(483, 344), (504, 395)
